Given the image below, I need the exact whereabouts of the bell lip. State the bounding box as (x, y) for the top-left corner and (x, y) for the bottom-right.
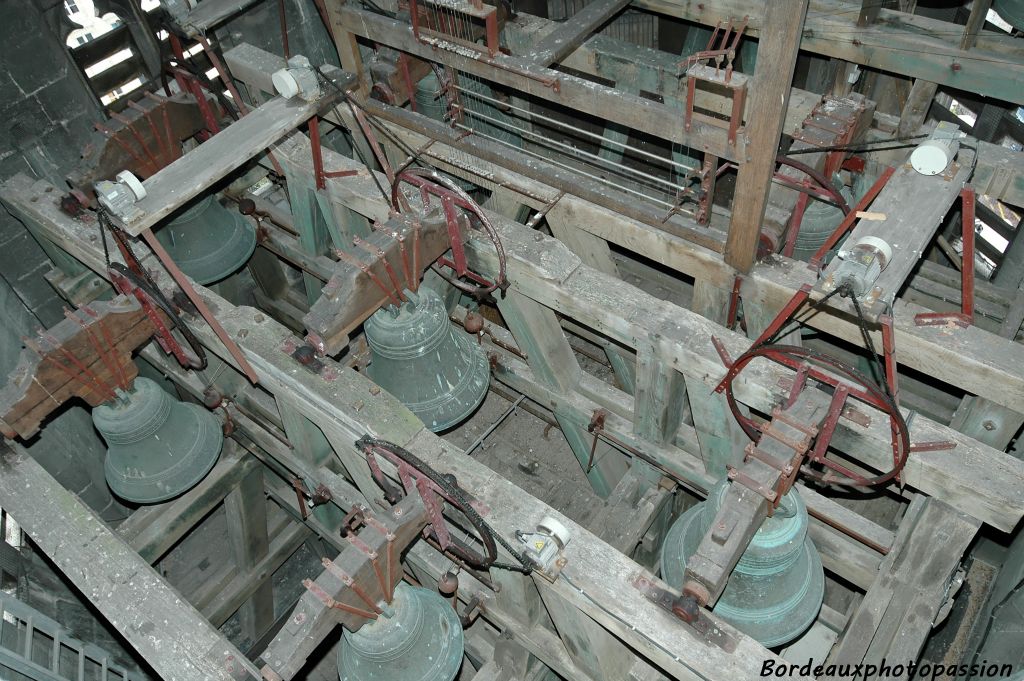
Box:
(660, 494), (825, 648)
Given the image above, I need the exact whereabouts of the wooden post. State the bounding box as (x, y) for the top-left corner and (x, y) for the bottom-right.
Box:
(224, 467), (274, 643)
(497, 291), (628, 496)
(726, 0), (810, 272)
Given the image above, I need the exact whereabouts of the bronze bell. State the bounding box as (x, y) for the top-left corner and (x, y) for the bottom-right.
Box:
(92, 377), (223, 504)
(364, 287), (489, 432)
(155, 194), (257, 285)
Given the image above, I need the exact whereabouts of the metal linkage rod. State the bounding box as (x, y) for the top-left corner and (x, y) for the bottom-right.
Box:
(454, 124), (682, 211)
(453, 85), (699, 176)
(458, 107), (685, 194)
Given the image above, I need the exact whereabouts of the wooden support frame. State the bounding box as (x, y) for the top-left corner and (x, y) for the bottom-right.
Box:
(726, 0), (809, 272)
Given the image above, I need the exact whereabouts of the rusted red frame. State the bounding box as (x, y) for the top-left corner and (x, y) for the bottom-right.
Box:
(309, 116), (359, 190)
(684, 73), (745, 147)
(408, 0), (500, 57)
(808, 165), (896, 271)
(914, 187), (976, 328)
(168, 34), (221, 134)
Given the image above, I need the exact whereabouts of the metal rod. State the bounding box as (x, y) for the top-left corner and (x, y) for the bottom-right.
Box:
(454, 125), (678, 210)
(453, 85), (699, 175)
(458, 106), (686, 193)
(464, 394), (525, 455)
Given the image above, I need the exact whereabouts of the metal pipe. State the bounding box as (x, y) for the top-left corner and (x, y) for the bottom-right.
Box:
(458, 107), (686, 193)
(453, 85), (699, 176)
(454, 125), (679, 210)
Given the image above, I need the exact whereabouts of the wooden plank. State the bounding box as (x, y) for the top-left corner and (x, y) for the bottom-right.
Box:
(526, 0), (632, 66)
(13, 187), (795, 680)
(631, 0), (1024, 105)
(503, 15), (822, 136)
(111, 90), (345, 236)
(124, 443), (261, 563)
(634, 344), (688, 445)
(13, 157), (1024, 532)
(224, 467), (274, 642)
(497, 291), (627, 496)
(961, 0), (994, 50)
(456, 206), (1024, 531)
(816, 157), (973, 317)
(0, 444), (262, 681)
(827, 498), (979, 674)
(204, 521), (310, 627)
(333, 5), (748, 164)
(726, 0), (809, 272)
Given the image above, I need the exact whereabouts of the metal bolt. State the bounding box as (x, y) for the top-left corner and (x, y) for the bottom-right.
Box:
(984, 420), (996, 431)
(294, 345), (316, 366)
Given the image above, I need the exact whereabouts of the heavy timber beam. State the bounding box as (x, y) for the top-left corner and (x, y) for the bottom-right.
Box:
(453, 308), (888, 590)
(280, 90), (1024, 420)
(332, 5), (748, 163)
(109, 86), (348, 237)
(273, 106), (1024, 415)
(7, 182), (793, 681)
(525, 0), (632, 67)
(166, 92), (1024, 534)
(458, 209), (1024, 531)
(827, 498), (980, 671)
(726, 0), (809, 272)
(633, 0), (1024, 105)
(11, 143), (1024, 531)
(0, 444), (261, 681)
(501, 17), (1024, 208)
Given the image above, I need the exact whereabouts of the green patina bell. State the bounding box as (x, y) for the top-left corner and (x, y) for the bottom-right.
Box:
(365, 287), (489, 432)
(92, 377), (223, 504)
(661, 481), (824, 647)
(338, 582), (464, 681)
(155, 194), (257, 285)
(994, 0), (1024, 29)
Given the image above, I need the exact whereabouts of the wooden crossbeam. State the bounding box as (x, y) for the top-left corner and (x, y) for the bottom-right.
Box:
(525, 0), (632, 67)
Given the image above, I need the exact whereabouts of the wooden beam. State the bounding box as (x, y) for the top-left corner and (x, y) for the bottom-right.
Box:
(332, 5), (748, 163)
(119, 443), (261, 563)
(961, 0), (994, 50)
(224, 467), (274, 643)
(11, 187), (798, 680)
(526, 0), (632, 66)
(632, 0), (1024, 105)
(110, 89), (346, 236)
(726, 0), (809, 272)
(0, 444), (262, 681)
(816, 156), (973, 317)
(497, 290), (628, 496)
(828, 498), (979, 669)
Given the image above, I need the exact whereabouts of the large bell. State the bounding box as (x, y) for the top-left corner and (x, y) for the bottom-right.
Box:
(661, 481), (824, 647)
(92, 377), (223, 504)
(994, 0), (1024, 30)
(155, 194), (257, 285)
(338, 582), (464, 681)
(365, 287), (489, 432)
